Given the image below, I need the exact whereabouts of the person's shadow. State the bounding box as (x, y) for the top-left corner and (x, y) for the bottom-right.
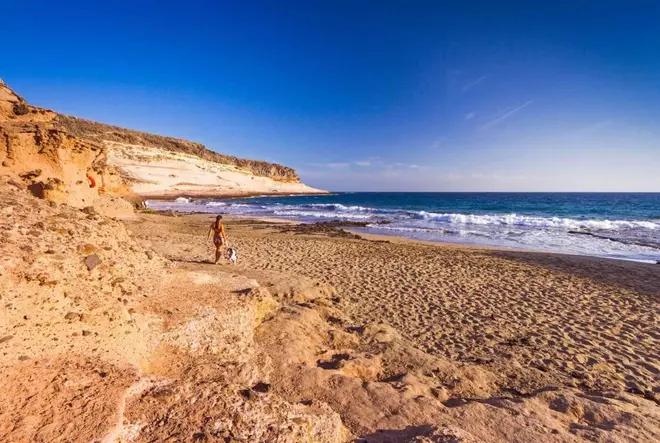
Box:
(171, 258), (215, 265)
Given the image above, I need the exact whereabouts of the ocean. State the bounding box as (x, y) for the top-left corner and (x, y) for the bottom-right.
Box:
(148, 192), (660, 263)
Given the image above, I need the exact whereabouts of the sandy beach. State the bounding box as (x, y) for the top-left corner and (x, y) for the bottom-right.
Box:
(2, 185), (659, 441)
(129, 213), (660, 401)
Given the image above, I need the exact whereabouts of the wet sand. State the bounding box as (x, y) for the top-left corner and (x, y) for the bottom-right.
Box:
(129, 213), (660, 401)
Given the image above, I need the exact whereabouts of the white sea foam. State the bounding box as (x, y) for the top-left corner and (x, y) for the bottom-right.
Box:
(273, 209), (373, 220)
(411, 211), (659, 230)
(158, 199), (659, 231)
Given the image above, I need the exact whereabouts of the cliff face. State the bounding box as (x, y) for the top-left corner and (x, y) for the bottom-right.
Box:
(0, 79), (323, 206)
(0, 79), (128, 208)
(54, 115), (301, 183)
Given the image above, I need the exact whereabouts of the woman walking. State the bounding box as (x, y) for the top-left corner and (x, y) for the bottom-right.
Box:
(208, 215), (227, 264)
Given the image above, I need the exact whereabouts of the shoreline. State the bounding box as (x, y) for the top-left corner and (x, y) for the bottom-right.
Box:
(148, 209), (660, 264)
(143, 192), (660, 264)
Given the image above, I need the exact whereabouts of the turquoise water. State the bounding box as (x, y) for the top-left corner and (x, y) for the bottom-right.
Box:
(150, 192), (660, 262)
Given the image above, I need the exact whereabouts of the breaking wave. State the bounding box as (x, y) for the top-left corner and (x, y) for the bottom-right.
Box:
(156, 199), (659, 232)
(146, 195), (660, 262)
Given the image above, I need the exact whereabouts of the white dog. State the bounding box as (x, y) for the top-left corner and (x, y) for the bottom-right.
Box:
(226, 247), (238, 265)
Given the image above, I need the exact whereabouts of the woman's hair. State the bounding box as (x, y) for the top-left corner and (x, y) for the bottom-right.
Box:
(216, 215), (223, 220)
(215, 214), (223, 229)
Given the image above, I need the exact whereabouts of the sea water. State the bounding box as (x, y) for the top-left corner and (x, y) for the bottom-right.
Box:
(150, 193), (660, 262)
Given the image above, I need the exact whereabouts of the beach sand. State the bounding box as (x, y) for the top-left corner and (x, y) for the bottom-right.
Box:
(3, 188), (658, 442)
(129, 214), (659, 401)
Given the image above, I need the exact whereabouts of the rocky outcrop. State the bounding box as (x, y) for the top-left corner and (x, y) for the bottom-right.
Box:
(0, 79), (324, 205)
(0, 186), (347, 442)
(0, 79), (129, 208)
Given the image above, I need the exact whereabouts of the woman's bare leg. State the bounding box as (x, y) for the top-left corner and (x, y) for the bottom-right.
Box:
(215, 243), (222, 264)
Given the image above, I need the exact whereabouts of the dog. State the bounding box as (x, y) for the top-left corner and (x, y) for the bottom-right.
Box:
(226, 247), (238, 265)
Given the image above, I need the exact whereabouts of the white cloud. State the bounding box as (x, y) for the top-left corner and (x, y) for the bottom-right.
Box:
(465, 112), (475, 120)
(355, 161), (371, 167)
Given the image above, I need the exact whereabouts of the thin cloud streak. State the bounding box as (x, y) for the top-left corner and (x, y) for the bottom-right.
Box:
(461, 76), (486, 92)
(479, 100), (533, 130)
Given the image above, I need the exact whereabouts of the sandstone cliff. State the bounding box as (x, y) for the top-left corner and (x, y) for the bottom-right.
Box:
(0, 79), (324, 207)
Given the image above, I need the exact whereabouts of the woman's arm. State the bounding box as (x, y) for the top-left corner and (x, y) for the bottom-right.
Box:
(207, 225), (214, 240)
(220, 224), (227, 242)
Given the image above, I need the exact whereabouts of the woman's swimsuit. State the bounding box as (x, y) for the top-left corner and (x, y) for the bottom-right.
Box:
(212, 223), (225, 245)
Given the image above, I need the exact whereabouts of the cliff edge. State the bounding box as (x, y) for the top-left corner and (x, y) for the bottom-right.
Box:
(0, 79), (325, 206)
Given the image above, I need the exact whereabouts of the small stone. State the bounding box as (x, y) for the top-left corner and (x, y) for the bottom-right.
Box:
(79, 244), (98, 255)
(510, 359), (523, 370)
(23, 315), (30, 320)
(18, 355), (30, 361)
(47, 200), (57, 208)
(84, 254), (101, 271)
(64, 312), (81, 321)
(252, 382), (271, 393)
(240, 389), (257, 401)
(145, 250), (154, 260)
(82, 330), (91, 337)
(430, 387), (449, 402)
(0, 335), (14, 344)
(81, 206), (96, 215)
(6, 178), (25, 190)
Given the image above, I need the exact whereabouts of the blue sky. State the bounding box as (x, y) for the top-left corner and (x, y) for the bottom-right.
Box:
(3, 0), (660, 191)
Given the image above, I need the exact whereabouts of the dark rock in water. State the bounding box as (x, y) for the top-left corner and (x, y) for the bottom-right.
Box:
(568, 230), (660, 251)
(84, 254), (101, 271)
(275, 220), (390, 241)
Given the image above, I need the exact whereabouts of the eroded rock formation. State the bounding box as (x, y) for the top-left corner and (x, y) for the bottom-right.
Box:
(0, 79), (323, 206)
